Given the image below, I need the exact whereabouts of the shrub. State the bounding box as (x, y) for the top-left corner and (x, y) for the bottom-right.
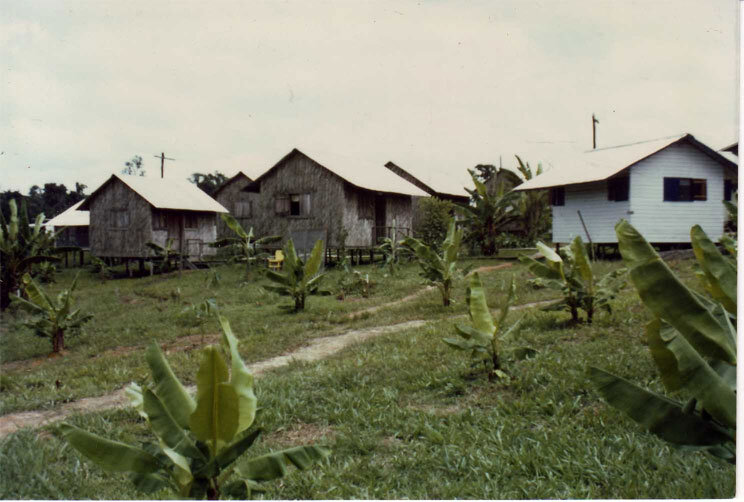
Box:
(61, 315), (330, 499)
(589, 221), (735, 463)
(412, 197), (454, 252)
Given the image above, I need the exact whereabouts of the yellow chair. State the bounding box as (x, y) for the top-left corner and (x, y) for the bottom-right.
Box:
(267, 249), (284, 270)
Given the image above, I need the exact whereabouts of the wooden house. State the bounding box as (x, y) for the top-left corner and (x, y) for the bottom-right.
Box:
(212, 171), (255, 238)
(46, 200), (89, 248)
(79, 174), (229, 261)
(237, 148), (429, 250)
(515, 134), (738, 244)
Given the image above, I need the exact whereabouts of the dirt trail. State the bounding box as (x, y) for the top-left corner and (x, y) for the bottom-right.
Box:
(0, 260), (542, 438)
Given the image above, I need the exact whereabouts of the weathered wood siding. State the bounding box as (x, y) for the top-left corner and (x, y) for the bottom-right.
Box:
(214, 175), (256, 239)
(628, 142), (730, 242)
(552, 181), (629, 243)
(240, 153), (415, 248)
(241, 154), (345, 246)
(151, 209), (219, 258)
(88, 179), (153, 257)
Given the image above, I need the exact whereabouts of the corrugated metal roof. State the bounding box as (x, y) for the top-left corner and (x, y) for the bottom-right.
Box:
(513, 134), (721, 191)
(259, 148), (430, 197)
(46, 200), (89, 227)
(81, 174), (229, 212)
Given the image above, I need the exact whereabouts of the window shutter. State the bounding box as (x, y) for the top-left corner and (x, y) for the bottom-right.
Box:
(275, 195), (289, 215)
(663, 178), (678, 201)
(301, 193), (311, 216)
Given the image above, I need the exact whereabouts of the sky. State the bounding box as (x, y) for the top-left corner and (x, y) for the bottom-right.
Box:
(1, 0), (739, 201)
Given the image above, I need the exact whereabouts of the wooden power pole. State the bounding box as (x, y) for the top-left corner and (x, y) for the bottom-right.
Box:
(154, 152), (175, 178)
(592, 114), (599, 150)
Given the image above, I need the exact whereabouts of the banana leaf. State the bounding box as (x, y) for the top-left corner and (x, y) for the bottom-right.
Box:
(616, 220), (736, 365)
(190, 346), (239, 447)
(239, 445), (330, 482)
(218, 315), (257, 433)
(690, 225), (736, 314)
(60, 423), (163, 473)
(588, 368), (733, 448)
(464, 273), (495, 336)
(143, 389), (204, 459)
(146, 342), (196, 429)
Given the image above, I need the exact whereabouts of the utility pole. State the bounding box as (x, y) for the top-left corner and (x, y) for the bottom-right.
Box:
(153, 152), (175, 178)
(592, 114), (599, 150)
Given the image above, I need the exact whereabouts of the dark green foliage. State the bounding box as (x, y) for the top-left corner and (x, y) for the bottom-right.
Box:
(0, 199), (62, 310)
(122, 155), (146, 177)
(458, 169), (520, 256)
(514, 155), (551, 244)
(188, 172), (229, 197)
(412, 197), (455, 252)
(590, 221), (736, 463)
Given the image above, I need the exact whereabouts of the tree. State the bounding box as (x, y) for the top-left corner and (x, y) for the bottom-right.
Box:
(188, 172), (228, 196)
(122, 155), (145, 176)
(514, 155), (550, 244)
(412, 197), (454, 253)
(459, 169), (520, 256)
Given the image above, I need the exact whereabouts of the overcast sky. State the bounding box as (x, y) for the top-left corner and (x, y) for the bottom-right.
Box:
(1, 0), (739, 199)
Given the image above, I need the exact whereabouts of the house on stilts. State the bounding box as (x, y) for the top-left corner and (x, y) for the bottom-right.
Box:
(79, 174), (229, 269)
(235, 148), (429, 260)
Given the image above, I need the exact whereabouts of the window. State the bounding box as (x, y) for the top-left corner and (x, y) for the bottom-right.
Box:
(275, 193), (310, 217)
(185, 213), (198, 229)
(235, 201), (252, 218)
(358, 192), (374, 220)
(111, 209), (129, 228)
(550, 187), (565, 206)
(724, 179), (737, 201)
(152, 210), (167, 230)
(664, 177), (707, 201)
(290, 194), (301, 216)
(607, 176), (629, 201)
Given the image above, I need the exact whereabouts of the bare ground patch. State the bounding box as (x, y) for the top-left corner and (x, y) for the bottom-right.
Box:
(262, 422), (335, 448)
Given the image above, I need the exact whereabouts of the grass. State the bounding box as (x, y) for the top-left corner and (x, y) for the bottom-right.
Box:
(0, 255), (735, 498)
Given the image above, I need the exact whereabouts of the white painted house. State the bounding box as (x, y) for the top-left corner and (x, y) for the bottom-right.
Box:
(515, 134), (738, 244)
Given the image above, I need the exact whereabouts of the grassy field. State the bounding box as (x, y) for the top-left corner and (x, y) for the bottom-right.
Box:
(0, 256), (734, 499)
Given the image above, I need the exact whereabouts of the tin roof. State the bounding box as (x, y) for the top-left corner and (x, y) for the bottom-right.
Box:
(515, 134), (737, 191)
(80, 174), (229, 213)
(46, 200), (89, 227)
(250, 148), (430, 197)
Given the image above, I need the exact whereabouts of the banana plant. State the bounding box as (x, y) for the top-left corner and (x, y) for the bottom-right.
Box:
(589, 221), (736, 463)
(263, 239), (329, 311)
(210, 214), (280, 275)
(519, 236), (625, 323)
(146, 238), (180, 273)
(375, 218), (408, 276)
(0, 199), (62, 310)
(11, 273), (93, 354)
(403, 218), (465, 307)
(61, 315), (330, 499)
(443, 272), (531, 380)
(89, 255), (113, 282)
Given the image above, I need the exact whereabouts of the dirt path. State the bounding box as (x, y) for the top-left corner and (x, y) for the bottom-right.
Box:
(0, 261), (541, 438)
